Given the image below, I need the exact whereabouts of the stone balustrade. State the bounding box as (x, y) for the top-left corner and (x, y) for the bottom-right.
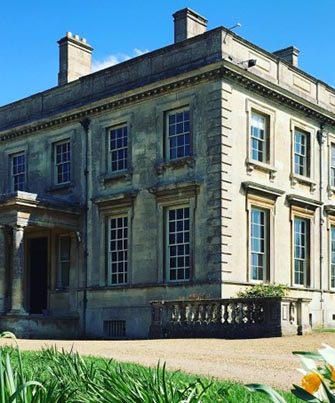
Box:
(149, 297), (311, 339)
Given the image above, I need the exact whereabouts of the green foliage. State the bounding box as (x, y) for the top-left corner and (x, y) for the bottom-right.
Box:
(246, 344), (335, 402)
(0, 331), (300, 403)
(236, 283), (288, 298)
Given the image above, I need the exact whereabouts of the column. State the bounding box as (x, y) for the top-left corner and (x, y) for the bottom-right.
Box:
(9, 225), (26, 315)
(0, 226), (6, 313)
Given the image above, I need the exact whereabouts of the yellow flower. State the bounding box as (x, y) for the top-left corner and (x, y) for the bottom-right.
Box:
(329, 365), (335, 382)
(301, 372), (322, 394)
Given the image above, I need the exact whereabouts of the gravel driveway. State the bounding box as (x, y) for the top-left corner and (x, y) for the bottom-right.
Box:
(1, 332), (334, 390)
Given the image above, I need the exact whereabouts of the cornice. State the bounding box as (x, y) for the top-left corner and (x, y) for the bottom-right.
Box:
(2, 62), (335, 143)
(0, 69), (222, 142)
(242, 181), (285, 199)
(221, 66), (335, 126)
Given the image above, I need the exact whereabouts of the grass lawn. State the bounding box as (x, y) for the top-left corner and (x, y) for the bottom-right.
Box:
(0, 345), (302, 402)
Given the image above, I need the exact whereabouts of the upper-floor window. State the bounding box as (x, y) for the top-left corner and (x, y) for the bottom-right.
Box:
(108, 215), (128, 285)
(58, 235), (71, 288)
(250, 207), (269, 282)
(293, 217), (310, 286)
(166, 108), (190, 160)
(11, 152), (26, 192)
(109, 125), (128, 172)
(331, 226), (335, 289)
(250, 111), (269, 163)
(330, 143), (335, 188)
(166, 206), (190, 282)
(294, 129), (310, 177)
(54, 140), (71, 185)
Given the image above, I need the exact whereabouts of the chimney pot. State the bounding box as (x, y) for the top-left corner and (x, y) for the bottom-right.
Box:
(173, 8), (207, 43)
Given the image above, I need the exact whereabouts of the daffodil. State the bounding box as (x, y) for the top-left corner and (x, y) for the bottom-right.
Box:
(301, 372), (322, 394)
(329, 364), (335, 382)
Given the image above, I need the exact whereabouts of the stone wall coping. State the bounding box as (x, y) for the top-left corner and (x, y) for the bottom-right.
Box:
(150, 296), (311, 304)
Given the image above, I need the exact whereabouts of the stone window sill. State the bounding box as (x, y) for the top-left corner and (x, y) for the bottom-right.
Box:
(100, 170), (132, 185)
(290, 174), (317, 192)
(46, 182), (74, 193)
(155, 156), (194, 175)
(246, 159), (277, 181)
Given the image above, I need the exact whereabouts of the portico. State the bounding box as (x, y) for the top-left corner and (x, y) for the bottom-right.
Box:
(0, 192), (82, 336)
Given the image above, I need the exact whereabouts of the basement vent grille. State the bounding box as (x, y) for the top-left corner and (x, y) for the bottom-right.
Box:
(104, 320), (126, 338)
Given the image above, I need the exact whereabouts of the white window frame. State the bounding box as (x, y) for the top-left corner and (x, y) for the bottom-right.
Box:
(328, 137), (335, 196)
(290, 119), (316, 191)
(11, 151), (26, 192)
(54, 139), (71, 185)
(165, 205), (191, 282)
(294, 129), (309, 177)
(165, 107), (191, 161)
(250, 111), (269, 164)
(245, 99), (276, 180)
(246, 193), (274, 283)
(330, 143), (335, 188)
(249, 206), (269, 282)
(108, 124), (128, 173)
(108, 214), (128, 286)
(155, 184), (197, 284)
(292, 214), (311, 288)
(58, 235), (71, 289)
(330, 225), (335, 290)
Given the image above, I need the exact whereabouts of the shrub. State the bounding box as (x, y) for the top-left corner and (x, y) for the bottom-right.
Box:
(236, 283), (288, 298)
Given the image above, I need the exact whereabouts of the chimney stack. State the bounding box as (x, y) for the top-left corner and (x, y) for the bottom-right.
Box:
(273, 46), (300, 67)
(58, 32), (93, 86)
(173, 8), (207, 43)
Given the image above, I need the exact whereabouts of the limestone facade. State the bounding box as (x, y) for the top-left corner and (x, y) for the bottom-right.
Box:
(0, 8), (335, 338)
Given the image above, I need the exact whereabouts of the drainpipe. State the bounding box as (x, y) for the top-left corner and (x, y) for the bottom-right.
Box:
(80, 118), (91, 337)
(317, 124), (326, 328)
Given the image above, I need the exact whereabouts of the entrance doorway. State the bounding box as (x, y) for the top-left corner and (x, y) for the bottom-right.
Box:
(28, 237), (48, 314)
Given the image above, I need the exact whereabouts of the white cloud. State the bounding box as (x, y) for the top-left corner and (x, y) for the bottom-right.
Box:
(92, 48), (149, 72)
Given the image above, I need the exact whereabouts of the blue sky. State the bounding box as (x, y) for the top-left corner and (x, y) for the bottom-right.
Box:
(1, 0), (334, 106)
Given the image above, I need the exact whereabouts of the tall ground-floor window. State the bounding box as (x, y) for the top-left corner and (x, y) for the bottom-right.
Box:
(294, 217), (310, 286)
(108, 216), (128, 285)
(58, 235), (71, 288)
(331, 226), (335, 289)
(166, 206), (190, 282)
(250, 207), (269, 281)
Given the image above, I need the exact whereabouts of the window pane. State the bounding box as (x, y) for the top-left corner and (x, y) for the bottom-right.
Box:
(294, 130), (309, 177)
(294, 217), (309, 286)
(167, 109), (190, 160)
(12, 153), (26, 191)
(250, 207), (268, 281)
(331, 227), (335, 289)
(59, 236), (71, 288)
(55, 141), (71, 184)
(109, 216), (128, 285)
(250, 111), (269, 163)
(109, 126), (128, 172)
(331, 145), (335, 187)
(167, 207), (190, 281)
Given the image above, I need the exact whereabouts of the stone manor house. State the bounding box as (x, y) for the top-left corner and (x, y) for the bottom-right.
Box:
(0, 8), (335, 338)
